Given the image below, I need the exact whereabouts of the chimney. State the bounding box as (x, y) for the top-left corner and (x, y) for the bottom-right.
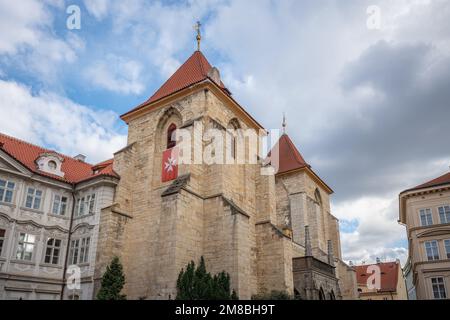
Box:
(376, 257), (381, 264)
(305, 226), (312, 257)
(74, 154), (86, 162)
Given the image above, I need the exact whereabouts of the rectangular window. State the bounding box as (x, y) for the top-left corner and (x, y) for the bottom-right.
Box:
(69, 239), (79, 265)
(420, 209), (433, 226)
(0, 229), (5, 256)
(25, 187), (43, 210)
(0, 179), (15, 203)
(75, 194), (95, 217)
(425, 240), (440, 261)
(69, 237), (90, 264)
(439, 206), (450, 224)
(16, 233), (36, 261)
(44, 238), (61, 265)
(445, 240), (450, 259)
(88, 194), (96, 215)
(431, 277), (447, 299)
(52, 195), (68, 216)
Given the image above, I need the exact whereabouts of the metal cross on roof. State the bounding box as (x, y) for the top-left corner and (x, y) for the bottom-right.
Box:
(194, 21), (202, 51)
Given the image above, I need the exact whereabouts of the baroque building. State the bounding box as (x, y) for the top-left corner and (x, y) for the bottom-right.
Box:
(0, 48), (357, 300)
(399, 170), (450, 299)
(0, 135), (118, 299)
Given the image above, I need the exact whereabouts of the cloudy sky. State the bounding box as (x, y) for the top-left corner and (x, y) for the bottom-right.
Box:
(1, 0), (449, 265)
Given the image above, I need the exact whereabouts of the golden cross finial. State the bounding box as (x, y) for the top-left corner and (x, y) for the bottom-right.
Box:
(194, 21), (202, 51)
(282, 112), (287, 134)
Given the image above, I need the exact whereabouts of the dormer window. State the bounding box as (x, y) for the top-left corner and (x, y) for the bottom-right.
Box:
(35, 153), (65, 177)
(48, 160), (57, 170)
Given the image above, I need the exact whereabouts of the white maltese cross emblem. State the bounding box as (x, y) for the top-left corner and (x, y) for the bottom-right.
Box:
(164, 156), (177, 172)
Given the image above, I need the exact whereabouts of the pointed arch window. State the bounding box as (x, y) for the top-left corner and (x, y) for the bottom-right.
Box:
(167, 123), (177, 149)
(227, 119), (240, 160)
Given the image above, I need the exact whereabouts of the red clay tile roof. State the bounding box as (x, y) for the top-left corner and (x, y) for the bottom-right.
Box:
(407, 171), (450, 192)
(122, 50), (229, 118)
(355, 261), (400, 292)
(0, 132), (119, 184)
(271, 134), (310, 175)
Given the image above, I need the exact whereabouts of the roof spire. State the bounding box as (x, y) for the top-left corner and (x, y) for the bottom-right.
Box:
(194, 21), (202, 51)
(282, 112), (287, 134)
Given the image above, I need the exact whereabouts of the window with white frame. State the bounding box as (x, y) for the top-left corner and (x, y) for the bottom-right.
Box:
(44, 238), (61, 264)
(420, 209), (433, 226)
(431, 277), (447, 299)
(0, 179), (15, 203)
(25, 187), (43, 210)
(69, 237), (90, 264)
(0, 229), (5, 256)
(74, 194), (96, 217)
(16, 233), (36, 261)
(52, 195), (68, 216)
(425, 240), (440, 261)
(438, 206), (450, 224)
(445, 240), (450, 259)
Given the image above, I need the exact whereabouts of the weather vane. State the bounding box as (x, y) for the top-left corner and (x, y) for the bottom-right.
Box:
(194, 21), (202, 51)
(282, 112), (287, 134)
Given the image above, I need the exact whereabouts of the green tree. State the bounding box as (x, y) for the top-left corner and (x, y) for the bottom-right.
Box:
(176, 256), (237, 300)
(96, 256), (126, 300)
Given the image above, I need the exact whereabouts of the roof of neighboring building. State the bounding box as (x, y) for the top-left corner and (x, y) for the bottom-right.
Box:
(355, 261), (400, 293)
(121, 50), (230, 118)
(402, 171), (450, 194)
(0, 132), (119, 184)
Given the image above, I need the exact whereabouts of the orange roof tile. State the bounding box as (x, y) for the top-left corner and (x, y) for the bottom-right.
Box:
(355, 261), (400, 292)
(408, 171), (450, 192)
(0, 132), (119, 184)
(122, 50), (229, 118)
(271, 134), (310, 174)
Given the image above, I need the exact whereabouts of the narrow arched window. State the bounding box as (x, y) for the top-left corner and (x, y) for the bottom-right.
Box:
(167, 123), (177, 149)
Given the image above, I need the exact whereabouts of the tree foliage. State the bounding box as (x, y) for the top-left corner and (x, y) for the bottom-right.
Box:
(96, 256), (126, 300)
(176, 256), (238, 300)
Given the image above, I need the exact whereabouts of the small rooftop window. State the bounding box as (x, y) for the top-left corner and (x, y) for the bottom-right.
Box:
(35, 153), (65, 177)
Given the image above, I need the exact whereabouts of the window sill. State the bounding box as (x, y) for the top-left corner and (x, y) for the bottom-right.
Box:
(10, 259), (35, 265)
(47, 213), (69, 220)
(39, 263), (63, 269)
(77, 262), (90, 267)
(20, 206), (44, 214)
(0, 201), (16, 208)
(73, 213), (95, 220)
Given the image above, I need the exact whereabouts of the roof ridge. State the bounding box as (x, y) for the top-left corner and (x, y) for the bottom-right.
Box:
(196, 51), (206, 75)
(283, 134), (308, 167)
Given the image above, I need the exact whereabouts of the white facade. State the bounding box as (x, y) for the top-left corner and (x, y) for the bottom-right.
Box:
(0, 149), (117, 300)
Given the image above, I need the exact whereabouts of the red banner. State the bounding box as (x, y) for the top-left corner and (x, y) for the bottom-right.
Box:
(161, 147), (178, 182)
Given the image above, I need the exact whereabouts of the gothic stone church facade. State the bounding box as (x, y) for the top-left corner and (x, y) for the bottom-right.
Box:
(0, 50), (357, 300)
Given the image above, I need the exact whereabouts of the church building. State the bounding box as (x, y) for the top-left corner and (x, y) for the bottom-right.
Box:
(0, 39), (357, 300)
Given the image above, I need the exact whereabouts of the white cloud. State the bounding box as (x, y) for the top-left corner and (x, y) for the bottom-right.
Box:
(0, 79), (126, 163)
(0, 0), (50, 54)
(83, 0), (109, 20)
(0, 0), (84, 82)
(84, 55), (145, 95)
(332, 196), (407, 264)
